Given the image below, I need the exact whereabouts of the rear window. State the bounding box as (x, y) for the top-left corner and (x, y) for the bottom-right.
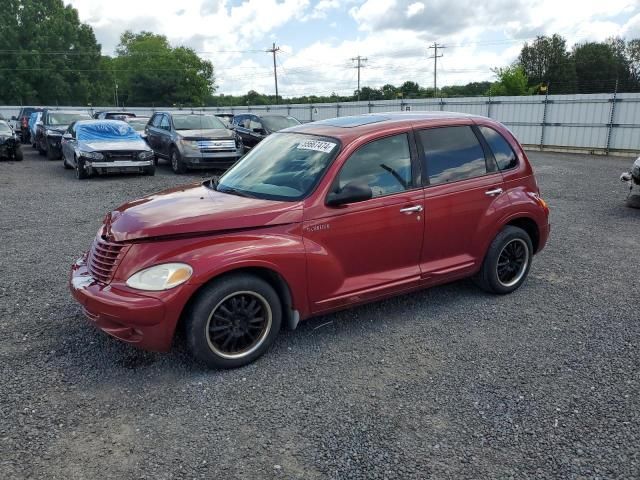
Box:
(418, 126), (488, 185)
(479, 126), (518, 170)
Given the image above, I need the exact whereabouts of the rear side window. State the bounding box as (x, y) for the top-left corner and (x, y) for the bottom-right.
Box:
(419, 126), (487, 185)
(336, 133), (413, 198)
(479, 126), (518, 170)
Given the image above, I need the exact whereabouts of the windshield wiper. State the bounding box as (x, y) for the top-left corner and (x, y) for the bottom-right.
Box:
(217, 186), (257, 198)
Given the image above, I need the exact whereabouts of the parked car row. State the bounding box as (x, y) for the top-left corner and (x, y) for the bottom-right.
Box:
(7, 107), (303, 179)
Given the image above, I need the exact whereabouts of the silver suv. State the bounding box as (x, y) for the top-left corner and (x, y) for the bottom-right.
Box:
(145, 112), (244, 173)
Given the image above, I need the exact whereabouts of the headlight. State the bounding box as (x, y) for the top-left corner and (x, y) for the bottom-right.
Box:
(46, 129), (62, 136)
(138, 150), (154, 159)
(180, 139), (199, 149)
(235, 134), (243, 148)
(79, 151), (104, 160)
(126, 263), (193, 291)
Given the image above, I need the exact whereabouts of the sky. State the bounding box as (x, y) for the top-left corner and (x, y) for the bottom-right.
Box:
(66, 0), (640, 97)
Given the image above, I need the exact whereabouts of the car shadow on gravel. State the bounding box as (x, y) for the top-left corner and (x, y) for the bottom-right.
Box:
(50, 278), (487, 380)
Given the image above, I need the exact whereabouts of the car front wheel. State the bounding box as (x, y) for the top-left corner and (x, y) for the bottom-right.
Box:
(75, 156), (89, 180)
(185, 274), (282, 369)
(170, 147), (187, 174)
(474, 225), (533, 294)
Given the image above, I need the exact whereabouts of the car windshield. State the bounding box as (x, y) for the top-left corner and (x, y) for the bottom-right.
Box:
(48, 112), (90, 125)
(173, 115), (226, 130)
(262, 116), (301, 132)
(216, 133), (340, 201)
(127, 119), (149, 131)
(0, 122), (12, 134)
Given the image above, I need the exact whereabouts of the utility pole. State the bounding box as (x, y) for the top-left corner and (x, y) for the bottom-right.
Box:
(266, 43), (280, 104)
(351, 55), (368, 101)
(428, 43), (445, 97)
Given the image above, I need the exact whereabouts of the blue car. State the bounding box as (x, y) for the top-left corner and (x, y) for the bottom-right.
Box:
(60, 120), (155, 180)
(28, 111), (42, 147)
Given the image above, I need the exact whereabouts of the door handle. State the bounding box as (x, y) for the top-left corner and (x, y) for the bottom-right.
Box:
(485, 188), (504, 196)
(399, 205), (423, 214)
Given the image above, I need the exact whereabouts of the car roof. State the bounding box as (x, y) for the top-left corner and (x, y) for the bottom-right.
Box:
(287, 111), (491, 142)
(156, 111), (211, 116)
(45, 109), (90, 115)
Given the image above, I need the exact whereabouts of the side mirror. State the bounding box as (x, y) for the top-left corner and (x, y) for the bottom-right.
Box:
(326, 181), (373, 206)
(62, 133), (73, 140)
(252, 127), (265, 134)
(11, 116), (17, 121)
(36, 121), (43, 126)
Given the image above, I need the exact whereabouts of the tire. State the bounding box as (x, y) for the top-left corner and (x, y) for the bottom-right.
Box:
(474, 225), (533, 295)
(63, 155), (73, 169)
(38, 143), (46, 156)
(185, 274), (282, 369)
(75, 156), (89, 180)
(47, 146), (59, 160)
(14, 147), (23, 161)
(143, 165), (156, 176)
(170, 147), (187, 174)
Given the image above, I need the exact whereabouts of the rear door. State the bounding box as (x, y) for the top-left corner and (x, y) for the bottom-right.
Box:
(416, 124), (507, 279)
(304, 132), (425, 313)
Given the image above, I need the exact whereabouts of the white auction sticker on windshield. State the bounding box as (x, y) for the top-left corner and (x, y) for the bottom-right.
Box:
(297, 139), (336, 153)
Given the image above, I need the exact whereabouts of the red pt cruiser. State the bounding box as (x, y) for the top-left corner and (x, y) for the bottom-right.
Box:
(70, 113), (550, 368)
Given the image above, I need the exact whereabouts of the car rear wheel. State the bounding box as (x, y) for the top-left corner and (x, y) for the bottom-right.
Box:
(46, 146), (58, 160)
(474, 225), (533, 294)
(14, 147), (23, 161)
(170, 147), (187, 174)
(185, 274), (282, 369)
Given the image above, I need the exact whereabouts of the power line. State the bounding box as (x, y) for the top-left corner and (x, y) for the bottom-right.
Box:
(428, 43), (446, 97)
(351, 55), (368, 101)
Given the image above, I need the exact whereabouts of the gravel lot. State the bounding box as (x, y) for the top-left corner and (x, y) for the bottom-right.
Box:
(1, 147), (639, 479)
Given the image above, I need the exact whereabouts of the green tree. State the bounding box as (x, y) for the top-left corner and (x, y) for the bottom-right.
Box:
(112, 31), (215, 107)
(518, 34), (576, 93)
(0, 0), (106, 105)
(572, 41), (631, 93)
(488, 65), (532, 96)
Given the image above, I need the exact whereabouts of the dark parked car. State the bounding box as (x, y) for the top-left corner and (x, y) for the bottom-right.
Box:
(61, 120), (155, 179)
(231, 114), (300, 149)
(36, 110), (91, 160)
(11, 107), (44, 144)
(70, 112), (550, 368)
(0, 120), (23, 161)
(145, 112), (244, 173)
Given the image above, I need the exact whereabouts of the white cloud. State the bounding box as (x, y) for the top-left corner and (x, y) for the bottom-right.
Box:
(65, 0), (640, 97)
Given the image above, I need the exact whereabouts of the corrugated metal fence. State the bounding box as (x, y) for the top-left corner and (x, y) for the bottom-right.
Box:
(2, 92), (639, 155)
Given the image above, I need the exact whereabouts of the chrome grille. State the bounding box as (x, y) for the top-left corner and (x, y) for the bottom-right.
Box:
(103, 151), (139, 161)
(196, 139), (236, 151)
(87, 237), (125, 284)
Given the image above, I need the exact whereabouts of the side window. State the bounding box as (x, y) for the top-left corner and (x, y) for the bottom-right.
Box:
(479, 126), (518, 171)
(249, 117), (263, 131)
(150, 114), (161, 127)
(419, 126), (488, 185)
(159, 115), (170, 130)
(335, 133), (413, 199)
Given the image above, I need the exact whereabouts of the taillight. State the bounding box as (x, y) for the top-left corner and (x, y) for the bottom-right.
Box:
(21, 117), (28, 128)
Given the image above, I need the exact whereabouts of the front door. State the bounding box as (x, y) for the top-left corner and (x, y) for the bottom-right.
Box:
(304, 132), (425, 313)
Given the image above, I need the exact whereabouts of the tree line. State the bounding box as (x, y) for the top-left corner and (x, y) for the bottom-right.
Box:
(1, 1), (639, 107)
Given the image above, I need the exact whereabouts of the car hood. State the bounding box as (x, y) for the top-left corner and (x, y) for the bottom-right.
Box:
(105, 183), (302, 242)
(80, 139), (150, 152)
(177, 128), (234, 140)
